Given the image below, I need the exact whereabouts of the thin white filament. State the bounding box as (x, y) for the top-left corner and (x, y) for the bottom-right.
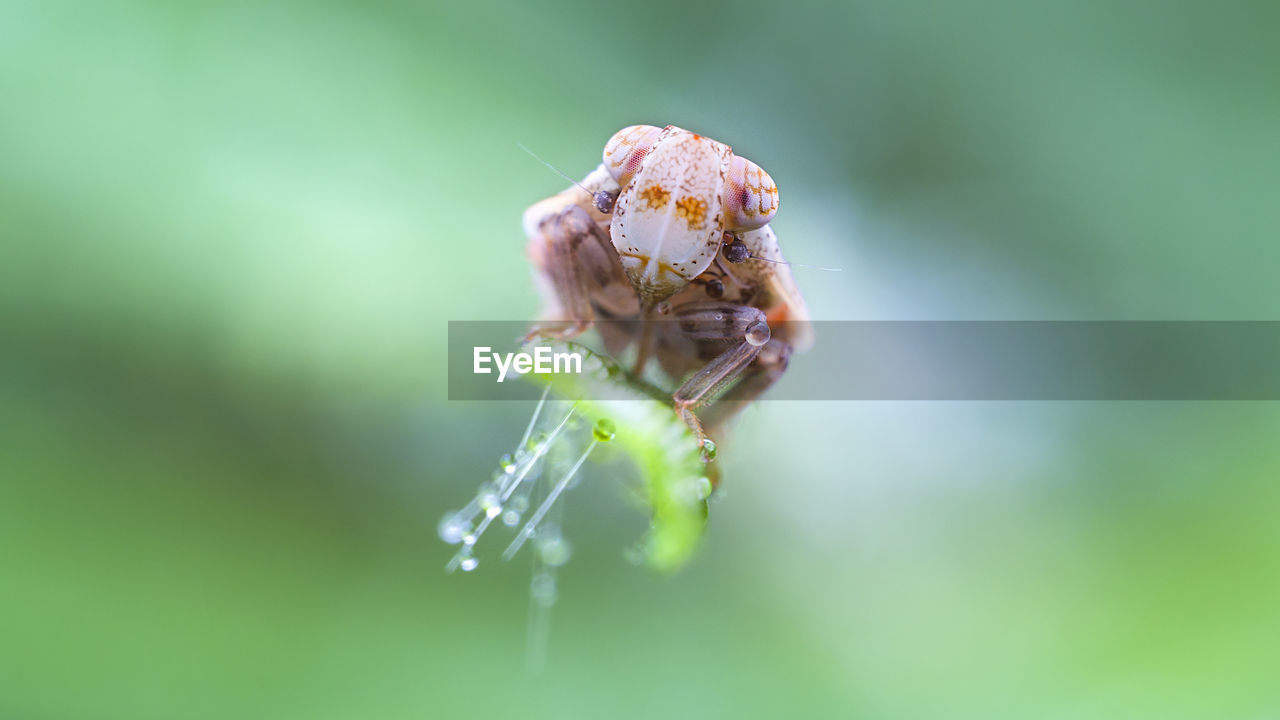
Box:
(503, 437), (598, 561)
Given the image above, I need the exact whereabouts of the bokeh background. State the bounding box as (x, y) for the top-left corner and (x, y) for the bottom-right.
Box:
(3, 1), (1278, 718)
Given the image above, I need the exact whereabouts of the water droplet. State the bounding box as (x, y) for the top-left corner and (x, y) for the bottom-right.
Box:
(527, 431), (549, 452)
(530, 572), (557, 605)
(745, 321), (771, 347)
(695, 475), (714, 500)
(700, 438), (717, 462)
(593, 418), (616, 442)
(509, 495), (529, 513)
(535, 535), (572, 567)
(459, 557), (479, 572)
(499, 453), (516, 473)
(502, 510), (521, 526)
(462, 533), (477, 546)
(477, 485), (501, 513)
(437, 514), (469, 544)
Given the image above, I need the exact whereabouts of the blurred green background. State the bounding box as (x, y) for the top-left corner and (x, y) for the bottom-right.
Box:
(3, 1), (1278, 718)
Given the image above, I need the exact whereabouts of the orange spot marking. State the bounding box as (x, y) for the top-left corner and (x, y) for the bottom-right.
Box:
(675, 196), (709, 229)
(638, 183), (670, 210)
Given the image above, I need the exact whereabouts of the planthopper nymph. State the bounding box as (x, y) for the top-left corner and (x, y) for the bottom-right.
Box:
(443, 125), (812, 581)
(523, 124), (812, 445)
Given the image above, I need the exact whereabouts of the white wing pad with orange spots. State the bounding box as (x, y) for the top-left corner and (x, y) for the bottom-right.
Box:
(608, 126), (732, 306)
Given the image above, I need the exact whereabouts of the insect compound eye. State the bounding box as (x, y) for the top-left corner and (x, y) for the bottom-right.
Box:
(722, 155), (779, 232)
(603, 125), (663, 187)
(722, 237), (750, 264)
(593, 190), (617, 214)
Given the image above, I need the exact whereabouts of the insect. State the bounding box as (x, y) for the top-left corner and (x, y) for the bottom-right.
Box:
(522, 124), (813, 451)
(441, 126), (814, 581)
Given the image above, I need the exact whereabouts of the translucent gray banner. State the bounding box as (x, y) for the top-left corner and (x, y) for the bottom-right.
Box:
(448, 321), (1280, 401)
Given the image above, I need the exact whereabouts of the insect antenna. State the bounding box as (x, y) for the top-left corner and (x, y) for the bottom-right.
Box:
(517, 142), (617, 213)
(723, 236), (842, 272)
(517, 142), (589, 192)
(749, 254), (843, 272)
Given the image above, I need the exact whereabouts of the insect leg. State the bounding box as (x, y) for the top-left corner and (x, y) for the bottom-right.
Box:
(668, 302), (772, 438)
(697, 337), (791, 434)
(524, 202), (622, 340)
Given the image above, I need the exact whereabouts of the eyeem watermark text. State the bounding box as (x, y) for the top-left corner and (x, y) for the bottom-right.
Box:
(473, 346), (583, 383)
